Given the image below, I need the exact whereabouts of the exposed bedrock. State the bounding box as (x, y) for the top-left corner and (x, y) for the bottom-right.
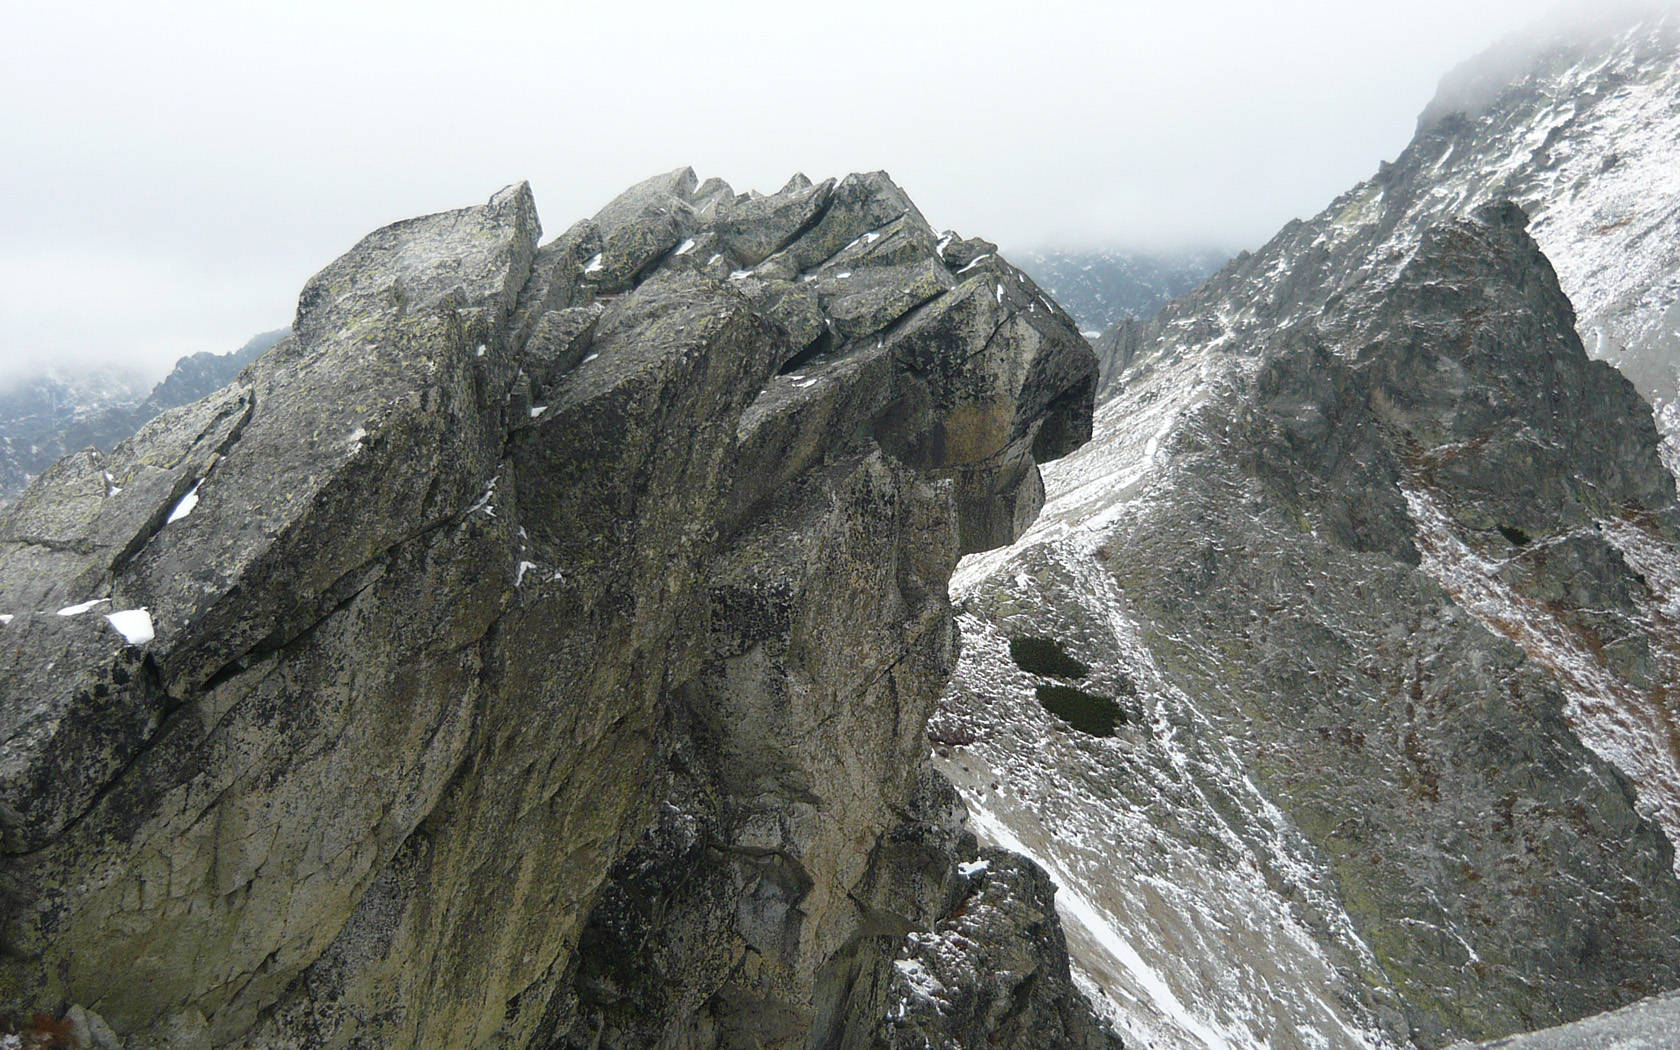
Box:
(0, 170), (1104, 1049)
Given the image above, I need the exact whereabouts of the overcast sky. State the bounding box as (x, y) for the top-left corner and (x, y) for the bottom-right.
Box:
(0, 0), (1644, 384)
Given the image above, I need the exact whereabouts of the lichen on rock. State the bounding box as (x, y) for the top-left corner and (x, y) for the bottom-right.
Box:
(0, 170), (1104, 1050)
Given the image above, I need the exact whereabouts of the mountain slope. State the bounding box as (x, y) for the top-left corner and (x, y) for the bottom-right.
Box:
(941, 198), (1680, 1048)
(0, 369), (148, 501)
(968, 14), (1680, 1038)
(0, 329), (285, 503)
(989, 17), (1680, 1035)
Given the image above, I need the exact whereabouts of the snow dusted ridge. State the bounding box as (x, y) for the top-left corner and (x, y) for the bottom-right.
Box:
(941, 37), (1680, 1037)
(1098, 12), (1680, 469)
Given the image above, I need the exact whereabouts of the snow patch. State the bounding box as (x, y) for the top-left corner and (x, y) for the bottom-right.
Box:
(166, 480), (203, 524)
(57, 598), (110, 617)
(467, 475), (499, 518)
(105, 609), (155, 646)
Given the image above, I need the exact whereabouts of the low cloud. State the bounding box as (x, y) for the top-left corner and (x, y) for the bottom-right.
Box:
(0, 0), (1660, 384)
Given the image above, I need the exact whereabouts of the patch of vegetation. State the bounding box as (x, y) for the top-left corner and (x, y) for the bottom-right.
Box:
(1009, 636), (1090, 679)
(1036, 684), (1124, 736)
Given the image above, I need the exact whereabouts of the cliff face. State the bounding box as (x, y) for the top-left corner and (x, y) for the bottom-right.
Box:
(0, 171), (1106, 1050)
(938, 202), (1680, 1049)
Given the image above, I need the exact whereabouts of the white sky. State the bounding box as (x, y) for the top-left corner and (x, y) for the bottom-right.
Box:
(0, 0), (1640, 383)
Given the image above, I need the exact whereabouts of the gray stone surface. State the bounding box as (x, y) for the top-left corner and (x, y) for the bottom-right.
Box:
(0, 171), (1099, 1050)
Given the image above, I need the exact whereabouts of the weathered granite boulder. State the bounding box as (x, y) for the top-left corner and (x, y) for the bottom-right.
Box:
(0, 171), (1099, 1050)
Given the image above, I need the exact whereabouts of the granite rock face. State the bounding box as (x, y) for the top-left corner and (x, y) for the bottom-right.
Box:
(0, 172), (1100, 1050)
(938, 203), (1680, 1049)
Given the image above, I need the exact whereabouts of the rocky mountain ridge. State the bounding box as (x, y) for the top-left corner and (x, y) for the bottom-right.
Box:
(0, 331), (286, 506)
(0, 170), (1109, 1050)
(1095, 12), (1680, 467)
(943, 200), (1680, 1050)
(943, 15), (1680, 1046)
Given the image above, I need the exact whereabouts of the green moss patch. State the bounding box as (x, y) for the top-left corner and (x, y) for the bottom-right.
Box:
(1036, 684), (1124, 736)
(1009, 636), (1090, 679)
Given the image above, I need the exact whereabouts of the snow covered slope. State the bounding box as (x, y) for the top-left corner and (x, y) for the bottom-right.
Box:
(939, 143), (1680, 1050)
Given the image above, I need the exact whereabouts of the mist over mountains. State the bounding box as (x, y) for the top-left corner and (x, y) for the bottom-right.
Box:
(0, 330), (285, 503)
(1011, 248), (1229, 334)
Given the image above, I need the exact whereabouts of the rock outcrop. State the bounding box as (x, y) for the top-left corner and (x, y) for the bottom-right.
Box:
(0, 170), (1106, 1050)
(873, 847), (1119, 1050)
(939, 201), (1680, 1048)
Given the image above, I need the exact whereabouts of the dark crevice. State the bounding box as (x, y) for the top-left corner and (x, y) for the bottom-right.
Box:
(779, 326), (837, 376)
(188, 502), (464, 697)
(801, 208), (911, 275)
(629, 237), (688, 290)
(5, 535), (98, 555)
(109, 392), (258, 579)
(761, 188), (839, 266)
